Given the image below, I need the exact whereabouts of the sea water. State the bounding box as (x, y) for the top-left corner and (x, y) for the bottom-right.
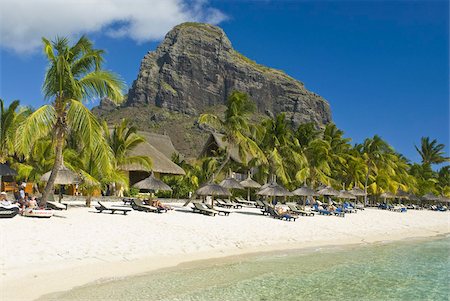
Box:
(42, 236), (450, 301)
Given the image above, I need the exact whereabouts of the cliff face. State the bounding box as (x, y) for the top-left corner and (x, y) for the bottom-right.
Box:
(125, 22), (331, 127)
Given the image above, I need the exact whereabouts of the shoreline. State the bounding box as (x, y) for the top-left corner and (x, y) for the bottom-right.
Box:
(35, 231), (449, 301)
(0, 206), (448, 300)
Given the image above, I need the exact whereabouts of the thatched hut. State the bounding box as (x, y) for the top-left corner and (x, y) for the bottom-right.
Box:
(120, 132), (185, 186)
(199, 133), (250, 164)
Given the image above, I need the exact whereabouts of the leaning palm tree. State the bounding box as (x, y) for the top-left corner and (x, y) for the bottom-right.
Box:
(198, 91), (267, 181)
(415, 137), (449, 166)
(16, 36), (125, 205)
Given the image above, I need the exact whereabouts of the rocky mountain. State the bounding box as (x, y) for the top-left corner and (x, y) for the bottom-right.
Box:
(94, 22), (332, 157)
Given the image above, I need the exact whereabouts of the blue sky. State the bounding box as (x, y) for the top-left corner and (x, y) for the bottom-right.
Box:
(0, 0), (448, 164)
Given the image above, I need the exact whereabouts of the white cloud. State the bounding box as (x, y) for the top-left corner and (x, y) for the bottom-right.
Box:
(0, 0), (227, 54)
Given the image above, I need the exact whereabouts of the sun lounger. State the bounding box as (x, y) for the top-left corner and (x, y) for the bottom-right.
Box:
(392, 205), (407, 212)
(205, 204), (231, 216)
(216, 199), (234, 209)
(332, 207), (345, 217)
(192, 202), (219, 216)
(343, 203), (357, 213)
(255, 200), (266, 209)
(47, 201), (68, 210)
(288, 204), (314, 216)
(221, 199), (242, 209)
(95, 201), (131, 215)
(131, 199), (164, 213)
(122, 198), (134, 205)
(234, 197), (256, 206)
(267, 206), (296, 221)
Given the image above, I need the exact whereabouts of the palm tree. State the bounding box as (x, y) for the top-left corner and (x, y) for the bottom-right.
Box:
(415, 137), (449, 166)
(357, 135), (395, 202)
(259, 113), (306, 188)
(0, 99), (29, 163)
(15, 36), (125, 206)
(198, 91), (266, 181)
(295, 122), (320, 149)
(103, 119), (152, 171)
(322, 123), (352, 187)
(297, 138), (333, 187)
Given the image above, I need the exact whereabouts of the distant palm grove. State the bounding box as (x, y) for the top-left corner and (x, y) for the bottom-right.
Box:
(1, 36), (448, 204)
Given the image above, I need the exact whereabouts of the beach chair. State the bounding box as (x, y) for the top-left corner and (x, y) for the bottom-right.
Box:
(343, 203), (357, 213)
(234, 197), (256, 207)
(192, 202), (219, 216)
(95, 201), (131, 215)
(131, 199), (163, 213)
(122, 198), (134, 205)
(288, 204), (314, 216)
(267, 206), (296, 221)
(205, 204), (231, 216)
(260, 204), (270, 215)
(46, 201), (68, 210)
(222, 199), (242, 209)
(255, 200), (265, 209)
(392, 205), (407, 213)
(216, 199), (234, 209)
(332, 207), (345, 217)
(314, 205), (331, 216)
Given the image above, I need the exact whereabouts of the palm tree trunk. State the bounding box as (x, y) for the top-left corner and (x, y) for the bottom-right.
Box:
(210, 154), (230, 182)
(40, 125), (64, 206)
(86, 194), (92, 207)
(363, 165), (371, 205)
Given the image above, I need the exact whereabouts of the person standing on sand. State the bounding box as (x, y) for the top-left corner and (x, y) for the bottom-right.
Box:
(19, 183), (26, 200)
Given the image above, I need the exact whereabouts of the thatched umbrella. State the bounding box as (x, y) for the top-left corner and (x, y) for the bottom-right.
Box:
(257, 182), (293, 197)
(350, 187), (366, 196)
(196, 183), (230, 209)
(0, 163), (17, 192)
(438, 195), (450, 204)
(220, 177), (244, 190)
(257, 182), (292, 206)
(350, 186), (367, 206)
(0, 163), (17, 176)
(240, 175), (261, 202)
(380, 191), (395, 205)
(292, 185), (316, 209)
(421, 192), (439, 202)
(407, 193), (419, 202)
(396, 189), (412, 205)
(220, 176), (244, 203)
(41, 165), (81, 185)
(338, 190), (357, 200)
(317, 186), (339, 204)
(133, 173), (172, 192)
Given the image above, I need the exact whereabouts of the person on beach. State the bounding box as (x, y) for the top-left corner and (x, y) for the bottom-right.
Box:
(0, 191), (11, 206)
(19, 183), (26, 200)
(152, 199), (172, 210)
(27, 196), (38, 209)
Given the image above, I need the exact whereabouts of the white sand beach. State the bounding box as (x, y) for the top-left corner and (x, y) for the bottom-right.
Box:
(1, 203), (448, 300)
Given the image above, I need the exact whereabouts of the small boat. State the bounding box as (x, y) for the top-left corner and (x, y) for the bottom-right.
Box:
(0, 203), (20, 218)
(22, 208), (53, 218)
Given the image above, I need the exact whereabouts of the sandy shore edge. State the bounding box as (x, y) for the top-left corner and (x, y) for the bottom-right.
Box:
(4, 227), (447, 301)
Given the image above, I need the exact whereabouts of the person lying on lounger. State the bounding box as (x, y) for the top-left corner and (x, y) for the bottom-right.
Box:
(151, 199), (172, 211)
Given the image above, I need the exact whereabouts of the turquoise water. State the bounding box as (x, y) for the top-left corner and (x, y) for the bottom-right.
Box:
(42, 236), (449, 301)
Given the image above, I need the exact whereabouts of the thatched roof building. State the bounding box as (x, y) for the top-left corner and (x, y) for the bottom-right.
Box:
(138, 131), (179, 158)
(199, 133), (250, 164)
(120, 132), (185, 176)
